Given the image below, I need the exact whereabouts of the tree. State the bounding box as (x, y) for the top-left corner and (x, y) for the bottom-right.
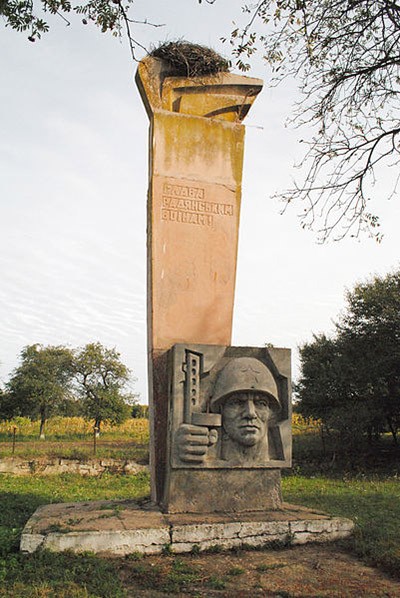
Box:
(296, 270), (400, 446)
(296, 333), (386, 448)
(0, 386), (14, 421)
(72, 342), (134, 433)
(227, 0), (400, 241)
(5, 344), (73, 438)
(338, 271), (400, 443)
(131, 403), (149, 419)
(0, 0), (162, 57)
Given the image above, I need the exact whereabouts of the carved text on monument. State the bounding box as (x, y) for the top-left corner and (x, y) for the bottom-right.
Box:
(163, 183), (205, 199)
(161, 183), (234, 227)
(161, 209), (214, 226)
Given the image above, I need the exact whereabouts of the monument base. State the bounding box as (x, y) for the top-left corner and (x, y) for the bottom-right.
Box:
(20, 498), (354, 555)
(163, 468), (283, 513)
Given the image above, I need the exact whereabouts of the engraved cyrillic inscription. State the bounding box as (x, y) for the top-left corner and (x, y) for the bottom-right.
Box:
(163, 183), (205, 199)
(163, 197), (234, 216)
(161, 183), (234, 226)
(161, 209), (214, 226)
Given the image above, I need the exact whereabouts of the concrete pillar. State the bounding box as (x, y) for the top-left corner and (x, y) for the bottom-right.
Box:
(136, 55), (262, 501)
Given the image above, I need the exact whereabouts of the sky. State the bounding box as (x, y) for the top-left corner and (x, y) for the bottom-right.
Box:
(1, 0), (399, 402)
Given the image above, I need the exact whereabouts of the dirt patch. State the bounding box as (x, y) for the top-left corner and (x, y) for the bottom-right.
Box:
(117, 543), (400, 597)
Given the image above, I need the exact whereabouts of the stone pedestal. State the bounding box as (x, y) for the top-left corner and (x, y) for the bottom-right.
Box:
(20, 498), (354, 555)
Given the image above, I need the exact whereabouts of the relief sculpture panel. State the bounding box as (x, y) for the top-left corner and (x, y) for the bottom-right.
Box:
(168, 344), (292, 470)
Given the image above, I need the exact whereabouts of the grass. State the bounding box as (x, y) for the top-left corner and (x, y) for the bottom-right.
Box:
(205, 575), (226, 590)
(282, 473), (400, 577)
(0, 416), (150, 597)
(256, 562), (288, 572)
(0, 414), (399, 595)
(284, 414), (400, 578)
(0, 550), (127, 597)
(0, 469), (397, 596)
(121, 556), (204, 594)
(226, 566), (244, 575)
(0, 471), (150, 597)
(0, 441), (149, 462)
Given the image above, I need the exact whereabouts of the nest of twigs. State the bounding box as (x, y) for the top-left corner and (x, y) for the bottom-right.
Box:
(150, 41), (230, 77)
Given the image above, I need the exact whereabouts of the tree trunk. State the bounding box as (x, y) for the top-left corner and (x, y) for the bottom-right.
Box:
(39, 418), (46, 439)
(387, 418), (398, 445)
(319, 424), (326, 456)
(95, 418), (101, 437)
(367, 426), (373, 446)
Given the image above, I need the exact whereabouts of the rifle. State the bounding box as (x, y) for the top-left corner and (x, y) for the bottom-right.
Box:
(183, 349), (221, 428)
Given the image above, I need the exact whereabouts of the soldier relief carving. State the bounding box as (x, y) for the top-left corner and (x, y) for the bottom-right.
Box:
(171, 346), (291, 469)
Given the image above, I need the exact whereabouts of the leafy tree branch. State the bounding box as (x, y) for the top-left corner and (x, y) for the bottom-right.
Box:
(0, 0), (163, 59)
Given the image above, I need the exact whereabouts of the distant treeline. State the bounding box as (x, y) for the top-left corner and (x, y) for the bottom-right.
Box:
(0, 342), (145, 438)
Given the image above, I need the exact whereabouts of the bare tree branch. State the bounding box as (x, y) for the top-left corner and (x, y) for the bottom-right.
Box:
(228, 0), (400, 240)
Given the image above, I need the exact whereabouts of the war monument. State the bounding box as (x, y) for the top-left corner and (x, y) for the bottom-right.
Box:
(20, 43), (353, 554)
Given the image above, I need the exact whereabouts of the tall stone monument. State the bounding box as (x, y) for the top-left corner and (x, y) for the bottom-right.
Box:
(20, 44), (354, 556)
(136, 44), (291, 512)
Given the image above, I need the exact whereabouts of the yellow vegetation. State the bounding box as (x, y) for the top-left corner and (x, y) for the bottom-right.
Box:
(0, 416), (150, 443)
(292, 413), (321, 435)
(0, 414), (319, 441)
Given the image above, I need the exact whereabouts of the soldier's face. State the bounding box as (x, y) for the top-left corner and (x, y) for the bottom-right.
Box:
(222, 392), (270, 446)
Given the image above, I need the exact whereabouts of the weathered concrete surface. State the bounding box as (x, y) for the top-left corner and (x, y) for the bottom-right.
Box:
(169, 345), (292, 470)
(162, 344), (291, 513)
(0, 457), (147, 476)
(163, 468), (283, 514)
(136, 55), (263, 503)
(20, 499), (354, 555)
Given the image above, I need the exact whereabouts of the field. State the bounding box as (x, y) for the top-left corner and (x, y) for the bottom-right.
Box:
(0, 417), (149, 461)
(0, 416), (399, 597)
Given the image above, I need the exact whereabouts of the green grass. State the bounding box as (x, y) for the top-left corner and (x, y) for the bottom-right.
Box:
(205, 574), (226, 590)
(282, 473), (400, 577)
(0, 417), (399, 595)
(283, 429), (400, 577)
(0, 471), (150, 597)
(0, 441), (149, 462)
(226, 566), (244, 576)
(0, 551), (126, 597)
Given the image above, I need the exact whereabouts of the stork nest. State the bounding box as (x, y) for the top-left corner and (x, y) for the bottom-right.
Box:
(150, 41), (230, 77)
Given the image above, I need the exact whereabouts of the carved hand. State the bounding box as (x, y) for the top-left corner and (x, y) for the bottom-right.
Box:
(175, 424), (218, 464)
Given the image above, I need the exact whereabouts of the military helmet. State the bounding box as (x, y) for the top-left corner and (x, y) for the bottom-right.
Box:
(210, 357), (281, 411)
